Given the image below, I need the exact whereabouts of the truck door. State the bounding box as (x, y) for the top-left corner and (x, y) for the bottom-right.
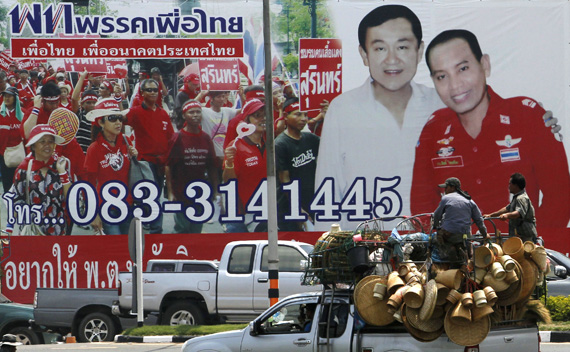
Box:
(217, 244), (256, 311)
(253, 245), (309, 311)
(241, 298), (319, 352)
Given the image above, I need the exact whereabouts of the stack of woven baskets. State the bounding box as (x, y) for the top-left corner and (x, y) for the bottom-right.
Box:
(353, 237), (548, 346)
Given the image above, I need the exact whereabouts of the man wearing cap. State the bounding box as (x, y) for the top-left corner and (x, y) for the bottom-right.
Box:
(484, 173), (537, 243)
(0, 333), (22, 352)
(223, 85), (265, 151)
(57, 82), (76, 112)
(223, 98), (266, 232)
(125, 79), (174, 234)
(0, 71), (8, 106)
(411, 29), (570, 233)
(84, 98), (136, 235)
(16, 69), (35, 110)
(132, 67), (168, 108)
(22, 83), (61, 140)
(42, 66), (72, 87)
(7, 124), (70, 236)
(173, 73), (206, 130)
(275, 97), (320, 230)
(0, 87), (24, 193)
(166, 100), (217, 233)
(433, 177), (488, 267)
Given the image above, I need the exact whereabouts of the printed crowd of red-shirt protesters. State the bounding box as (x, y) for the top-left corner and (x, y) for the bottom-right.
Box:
(0, 64), (328, 235)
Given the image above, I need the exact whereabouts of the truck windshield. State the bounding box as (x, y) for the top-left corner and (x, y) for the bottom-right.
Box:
(301, 245), (314, 255)
(261, 246), (306, 272)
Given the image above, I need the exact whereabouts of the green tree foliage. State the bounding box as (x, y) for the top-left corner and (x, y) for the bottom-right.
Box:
(0, 4), (9, 48)
(282, 53), (298, 76)
(275, 0), (334, 52)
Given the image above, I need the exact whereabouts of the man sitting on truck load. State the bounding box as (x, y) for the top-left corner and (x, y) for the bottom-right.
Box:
(432, 177), (489, 268)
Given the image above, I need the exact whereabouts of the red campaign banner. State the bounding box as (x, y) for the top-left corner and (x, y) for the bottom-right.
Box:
(298, 38), (342, 112)
(0, 51), (13, 71)
(63, 58), (128, 78)
(105, 59), (128, 79)
(0, 232), (321, 304)
(198, 59), (241, 91)
(10, 38), (244, 59)
(18, 58), (48, 70)
(0, 51), (46, 71)
(63, 59), (108, 74)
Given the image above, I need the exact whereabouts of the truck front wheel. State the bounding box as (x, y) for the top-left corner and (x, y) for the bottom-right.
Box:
(163, 302), (204, 326)
(7, 326), (40, 345)
(78, 312), (117, 342)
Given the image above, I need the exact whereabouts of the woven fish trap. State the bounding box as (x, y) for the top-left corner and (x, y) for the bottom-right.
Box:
(307, 231), (356, 284)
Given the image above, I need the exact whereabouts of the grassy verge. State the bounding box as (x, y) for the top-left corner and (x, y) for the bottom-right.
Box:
(122, 324), (249, 337)
(122, 321), (569, 337)
(539, 321), (570, 331)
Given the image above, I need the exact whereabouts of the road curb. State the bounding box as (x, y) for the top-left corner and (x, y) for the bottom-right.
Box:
(115, 332), (570, 343)
(540, 331), (570, 343)
(114, 335), (194, 343)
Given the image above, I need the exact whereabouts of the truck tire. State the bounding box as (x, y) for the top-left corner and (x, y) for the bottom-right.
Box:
(8, 326), (40, 345)
(78, 312), (116, 342)
(163, 302), (205, 326)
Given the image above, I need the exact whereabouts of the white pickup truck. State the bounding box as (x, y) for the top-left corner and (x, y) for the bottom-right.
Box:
(114, 240), (318, 325)
(182, 289), (540, 352)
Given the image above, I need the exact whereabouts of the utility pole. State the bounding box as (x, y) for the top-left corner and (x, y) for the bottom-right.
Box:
(303, 0), (317, 38)
(262, 0), (279, 307)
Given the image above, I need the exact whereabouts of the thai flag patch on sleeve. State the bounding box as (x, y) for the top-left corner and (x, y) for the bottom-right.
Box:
(500, 148), (520, 162)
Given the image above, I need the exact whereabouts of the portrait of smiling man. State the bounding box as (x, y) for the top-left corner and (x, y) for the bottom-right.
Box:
(410, 29), (570, 231)
(314, 4), (443, 230)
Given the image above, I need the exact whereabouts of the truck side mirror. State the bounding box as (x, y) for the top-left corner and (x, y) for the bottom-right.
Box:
(554, 265), (567, 279)
(249, 321), (259, 336)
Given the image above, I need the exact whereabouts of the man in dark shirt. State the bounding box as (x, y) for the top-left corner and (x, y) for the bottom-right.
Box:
(484, 173), (537, 243)
(275, 97), (320, 230)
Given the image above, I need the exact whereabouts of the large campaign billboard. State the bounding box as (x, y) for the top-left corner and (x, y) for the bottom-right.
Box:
(0, 0), (569, 303)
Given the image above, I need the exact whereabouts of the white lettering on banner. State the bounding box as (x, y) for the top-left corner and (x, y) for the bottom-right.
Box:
(152, 243), (163, 256)
(10, 4), (243, 36)
(2, 244), (122, 291)
(200, 64), (239, 85)
(300, 64), (342, 96)
(53, 244), (64, 288)
(68, 245), (78, 258)
(106, 261), (119, 289)
(299, 48), (342, 59)
(84, 261), (99, 288)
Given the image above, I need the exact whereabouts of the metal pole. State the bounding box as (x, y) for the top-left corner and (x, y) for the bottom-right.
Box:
(311, 0), (317, 38)
(135, 218), (144, 326)
(262, 0), (279, 307)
